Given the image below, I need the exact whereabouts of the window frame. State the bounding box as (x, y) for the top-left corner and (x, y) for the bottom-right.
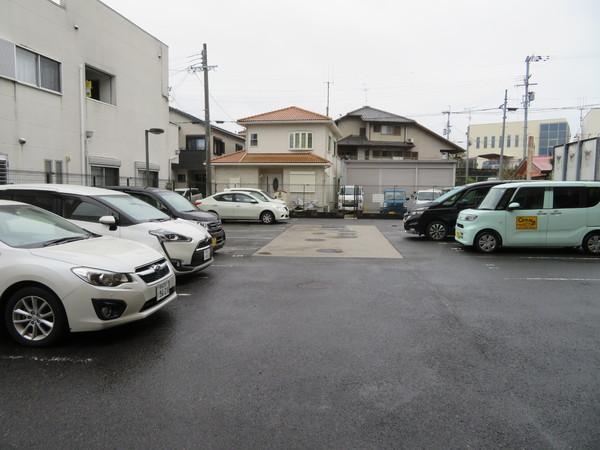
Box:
(250, 133), (258, 147)
(289, 131), (313, 150)
(14, 46), (62, 94)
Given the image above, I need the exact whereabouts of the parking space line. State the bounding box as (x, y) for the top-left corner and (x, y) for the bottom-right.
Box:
(520, 256), (599, 261)
(505, 277), (600, 282)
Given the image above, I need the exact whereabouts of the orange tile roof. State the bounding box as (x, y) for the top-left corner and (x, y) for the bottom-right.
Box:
(238, 106), (331, 123)
(211, 151), (330, 165)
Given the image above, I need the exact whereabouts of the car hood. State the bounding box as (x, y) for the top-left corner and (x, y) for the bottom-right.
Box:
(136, 218), (211, 240)
(174, 210), (219, 222)
(30, 236), (165, 272)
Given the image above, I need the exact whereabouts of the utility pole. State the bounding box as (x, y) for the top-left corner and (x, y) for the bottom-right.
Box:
(325, 81), (333, 117)
(518, 55), (548, 161)
(188, 43), (217, 196)
(465, 108), (472, 182)
(442, 107), (452, 143)
(527, 136), (535, 180)
(499, 89), (508, 180)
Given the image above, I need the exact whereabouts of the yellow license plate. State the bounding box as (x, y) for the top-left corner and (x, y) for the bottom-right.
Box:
(516, 216), (538, 230)
(455, 230), (463, 239)
(211, 237), (217, 247)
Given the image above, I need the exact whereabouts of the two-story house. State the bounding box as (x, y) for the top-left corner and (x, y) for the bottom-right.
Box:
(335, 106), (464, 160)
(211, 106), (342, 209)
(168, 107), (245, 192)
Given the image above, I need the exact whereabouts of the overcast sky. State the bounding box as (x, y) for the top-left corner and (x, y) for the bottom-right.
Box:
(104, 0), (600, 142)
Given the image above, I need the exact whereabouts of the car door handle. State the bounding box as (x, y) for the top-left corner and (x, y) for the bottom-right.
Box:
(537, 211), (548, 215)
(550, 211), (562, 215)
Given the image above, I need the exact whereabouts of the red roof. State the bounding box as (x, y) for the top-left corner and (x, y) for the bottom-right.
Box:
(211, 151), (330, 165)
(515, 156), (553, 178)
(238, 106), (331, 123)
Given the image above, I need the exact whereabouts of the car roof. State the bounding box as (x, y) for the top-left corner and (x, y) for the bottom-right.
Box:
(0, 184), (129, 196)
(492, 180), (600, 189)
(0, 199), (27, 206)
(225, 187), (262, 191)
(107, 186), (167, 194)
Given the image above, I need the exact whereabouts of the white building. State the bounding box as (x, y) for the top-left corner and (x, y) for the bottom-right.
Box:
(0, 0), (171, 187)
(582, 109), (600, 140)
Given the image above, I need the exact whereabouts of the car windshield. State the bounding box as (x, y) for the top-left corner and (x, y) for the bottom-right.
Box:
(384, 191), (406, 201)
(478, 188), (505, 210)
(158, 191), (197, 213)
(433, 186), (463, 204)
(98, 195), (170, 222)
(417, 191), (440, 201)
(341, 186), (360, 195)
(0, 204), (92, 248)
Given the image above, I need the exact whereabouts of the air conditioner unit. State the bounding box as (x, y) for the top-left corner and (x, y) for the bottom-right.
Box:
(406, 138), (414, 144)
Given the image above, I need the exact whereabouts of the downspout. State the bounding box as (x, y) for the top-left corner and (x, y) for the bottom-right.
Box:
(79, 64), (87, 184)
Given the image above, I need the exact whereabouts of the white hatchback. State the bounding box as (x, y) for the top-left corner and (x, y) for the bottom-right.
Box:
(0, 184), (213, 275)
(455, 181), (600, 254)
(0, 201), (177, 346)
(197, 191), (289, 224)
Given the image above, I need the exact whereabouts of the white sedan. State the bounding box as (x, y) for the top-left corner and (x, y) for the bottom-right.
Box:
(197, 192), (289, 224)
(0, 200), (177, 346)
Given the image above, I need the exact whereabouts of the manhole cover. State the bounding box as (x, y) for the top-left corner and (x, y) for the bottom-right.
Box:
(257, 252), (271, 255)
(305, 238), (325, 242)
(317, 248), (343, 253)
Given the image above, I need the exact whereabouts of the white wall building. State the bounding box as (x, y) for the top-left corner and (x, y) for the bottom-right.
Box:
(0, 0), (171, 187)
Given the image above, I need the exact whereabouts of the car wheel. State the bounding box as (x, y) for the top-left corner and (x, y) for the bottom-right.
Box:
(426, 221), (447, 241)
(475, 230), (500, 253)
(4, 286), (67, 347)
(583, 232), (600, 256)
(260, 211), (275, 225)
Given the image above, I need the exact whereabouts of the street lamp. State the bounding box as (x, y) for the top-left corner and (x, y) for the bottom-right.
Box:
(145, 128), (164, 187)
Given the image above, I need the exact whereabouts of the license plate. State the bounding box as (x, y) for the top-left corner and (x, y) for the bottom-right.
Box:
(204, 248), (211, 260)
(456, 230), (463, 239)
(156, 281), (170, 301)
(211, 237), (217, 247)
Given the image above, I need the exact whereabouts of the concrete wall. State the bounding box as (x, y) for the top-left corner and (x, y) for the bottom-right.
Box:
(583, 108), (600, 139)
(213, 166), (259, 188)
(0, 0), (170, 183)
(553, 138), (600, 181)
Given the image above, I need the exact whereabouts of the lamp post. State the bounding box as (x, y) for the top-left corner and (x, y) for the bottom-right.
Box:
(145, 128), (164, 187)
(498, 90), (518, 179)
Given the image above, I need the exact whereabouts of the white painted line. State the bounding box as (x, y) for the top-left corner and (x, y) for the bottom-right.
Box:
(2, 355), (93, 363)
(520, 256), (599, 261)
(211, 264), (236, 267)
(225, 237), (274, 240)
(178, 293), (191, 296)
(505, 277), (600, 282)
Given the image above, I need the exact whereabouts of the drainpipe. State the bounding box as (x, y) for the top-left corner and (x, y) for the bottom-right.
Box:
(79, 64), (87, 184)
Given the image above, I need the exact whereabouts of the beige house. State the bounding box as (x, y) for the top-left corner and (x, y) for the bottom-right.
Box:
(211, 106), (342, 210)
(0, 0), (171, 187)
(467, 118), (570, 167)
(335, 106), (464, 161)
(168, 107), (245, 191)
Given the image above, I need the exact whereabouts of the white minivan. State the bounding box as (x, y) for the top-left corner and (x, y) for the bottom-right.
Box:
(0, 185), (214, 274)
(455, 181), (600, 254)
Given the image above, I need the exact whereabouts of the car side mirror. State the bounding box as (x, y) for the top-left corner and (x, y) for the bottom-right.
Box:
(99, 215), (117, 231)
(507, 202), (521, 211)
(250, 200), (258, 204)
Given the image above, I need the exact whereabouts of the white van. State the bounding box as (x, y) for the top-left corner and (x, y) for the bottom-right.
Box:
(0, 184), (214, 274)
(455, 181), (600, 254)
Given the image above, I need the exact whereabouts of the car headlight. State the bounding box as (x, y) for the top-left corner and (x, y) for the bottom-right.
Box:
(462, 214), (479, 222)
(72, 267), (132, 287)
(410, 209), (425, 216)
(149, 229), (192, 242)
(197, 221), (209, 229)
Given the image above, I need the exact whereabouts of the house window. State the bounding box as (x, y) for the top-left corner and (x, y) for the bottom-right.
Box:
(289, 132), (313, 150)
(85, 65), (114, 104)
(235, 143), (243, 152)
(15, 47), (61, 93)
(250, 133), (258, 146)
(213, 138), (225, 156)
(491, 136), (495, 148)
(91, 166), (119, 187)
(137, 169), (158, 187)
(328, 136), (332, 153)
(381, 125), (401, 135)
(55, 160), (63, 184)
(373, 124), (381, 133)
(476, 137), (480, 149)
(483, 137), (488, 149)
(507, 135), (511, 147)
(0, 155), (7, 185)
(186, 135), (205, 151)
(177, 173), (186, 183)
(514, 135), (519, 148)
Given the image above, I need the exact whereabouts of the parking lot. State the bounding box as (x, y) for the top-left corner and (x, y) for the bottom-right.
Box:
(1, 218), (599, 449)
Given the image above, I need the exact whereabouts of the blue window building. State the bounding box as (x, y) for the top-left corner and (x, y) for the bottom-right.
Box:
(538, 122), (569, 156)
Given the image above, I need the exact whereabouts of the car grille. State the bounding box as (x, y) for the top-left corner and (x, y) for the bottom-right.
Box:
(207, 221), (222, 233)
(140, 287), (175, 312)
(136, 258), (170, 284)
(191, 239), (212, 266)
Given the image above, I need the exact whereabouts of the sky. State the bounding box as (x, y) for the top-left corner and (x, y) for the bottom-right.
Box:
(103, 0), (600, 143)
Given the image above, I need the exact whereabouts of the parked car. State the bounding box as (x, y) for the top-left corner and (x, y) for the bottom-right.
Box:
(414, 189), (443, 206)
(455, 181), (600, 254)
(404, 181), (504, 240)
(197, 191), (289, 224)
(0, 200), (177, 346)
(380, 188), (407, 215)
(107, 186), (226, 251)
(175, 188), (203, 203)
(338, 185), (364, 213)
(224, 187), (286, 205)
(0, 184), (213, 275)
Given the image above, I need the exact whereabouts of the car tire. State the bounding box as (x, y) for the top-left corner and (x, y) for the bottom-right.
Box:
(582, 232), (600, 256)
(4, 286), (67, 347)
(426, 221), (447, 241)
(474, 230), (501, 253)
(260, 211), (275, 225)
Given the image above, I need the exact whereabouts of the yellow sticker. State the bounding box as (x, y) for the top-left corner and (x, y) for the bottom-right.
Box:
(516, 216), (538, 230)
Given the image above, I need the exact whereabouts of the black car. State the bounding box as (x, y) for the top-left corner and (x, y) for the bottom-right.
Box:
(108, 186), (226, 250)
(404, 181), (505, 240)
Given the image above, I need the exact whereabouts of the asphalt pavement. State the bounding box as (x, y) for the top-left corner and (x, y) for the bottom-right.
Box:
(1, 218), (599, 449)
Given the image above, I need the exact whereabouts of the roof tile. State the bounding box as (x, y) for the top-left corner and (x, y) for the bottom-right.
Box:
(238, 106), (331, 123)
(211, 151), (330, 165)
